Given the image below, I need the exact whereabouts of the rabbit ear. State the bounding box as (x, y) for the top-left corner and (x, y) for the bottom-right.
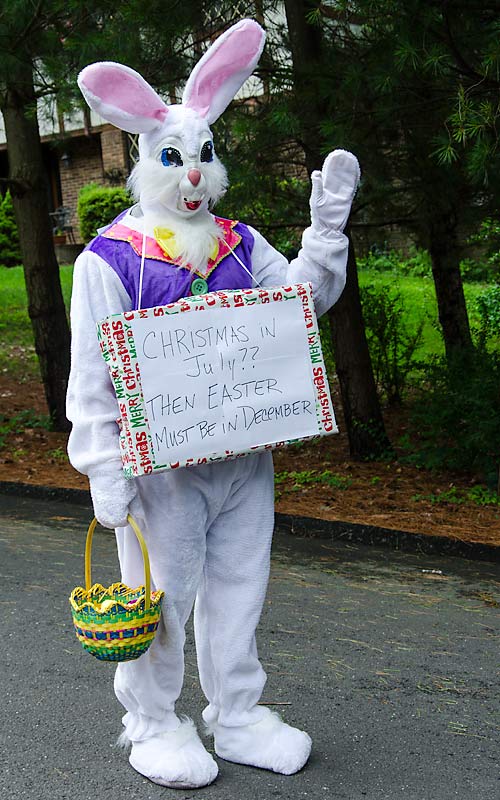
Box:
(182, 19), (265, 124)
(78, 62), (168, 134)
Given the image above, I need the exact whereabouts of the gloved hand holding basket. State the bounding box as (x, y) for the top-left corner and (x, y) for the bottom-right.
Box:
(69, 515), (164, 662)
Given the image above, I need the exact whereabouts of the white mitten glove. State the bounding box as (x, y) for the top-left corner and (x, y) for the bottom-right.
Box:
(88, 463), (137, 529)
(310, 149), (360, 239)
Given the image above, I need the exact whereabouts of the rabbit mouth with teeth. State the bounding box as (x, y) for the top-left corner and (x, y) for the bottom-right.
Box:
(121, 104), (229, 270)
(79, 66), (231, 269)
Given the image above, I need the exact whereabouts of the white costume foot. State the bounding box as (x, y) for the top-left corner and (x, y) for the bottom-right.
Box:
(211, 709), (312, 775)
(126, 719), (218, 788)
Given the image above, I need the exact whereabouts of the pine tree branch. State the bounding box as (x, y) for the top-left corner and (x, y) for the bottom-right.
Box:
(12, 0), (49, 51)
(317, 3), (365, 25)
(442, 8), (500, 88)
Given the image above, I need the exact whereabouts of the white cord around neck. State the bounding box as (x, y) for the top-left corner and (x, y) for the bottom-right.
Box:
(136, 224), (261, 310)
(229, 245), (263, 289)
(137, 227), (147, 310)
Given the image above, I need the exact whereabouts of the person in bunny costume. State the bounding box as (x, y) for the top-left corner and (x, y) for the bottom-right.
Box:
(67, 18), (359, 790)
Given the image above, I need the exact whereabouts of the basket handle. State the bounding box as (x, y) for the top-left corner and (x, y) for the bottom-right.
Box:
(85, 515), (153, 611)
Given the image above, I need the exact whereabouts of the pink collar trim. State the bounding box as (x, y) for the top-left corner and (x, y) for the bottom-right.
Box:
(102, 216), (241, 278)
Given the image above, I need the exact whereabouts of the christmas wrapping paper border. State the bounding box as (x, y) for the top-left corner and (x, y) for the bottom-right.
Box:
(97, 283), (337, 477)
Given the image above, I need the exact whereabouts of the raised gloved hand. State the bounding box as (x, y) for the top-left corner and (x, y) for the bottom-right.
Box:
(309, 149), (360, 239)
(88, 463), (138, 529)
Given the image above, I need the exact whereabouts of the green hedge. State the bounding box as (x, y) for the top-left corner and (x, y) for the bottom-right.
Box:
(77, 183), (131, 243)
(0, 191), (22, 267)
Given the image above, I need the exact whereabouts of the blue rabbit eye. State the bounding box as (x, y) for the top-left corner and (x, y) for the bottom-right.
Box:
(200, 141), (214, 163)
(161, 147), (183, 167)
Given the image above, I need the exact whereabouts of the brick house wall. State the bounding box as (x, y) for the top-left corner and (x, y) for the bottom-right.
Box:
(59, 134), (102, 240)
(101, 126), (129, 179)
(58, 126), (131, 243)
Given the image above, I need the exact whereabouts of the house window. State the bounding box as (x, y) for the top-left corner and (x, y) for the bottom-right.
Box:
(127, 133), (140, 168)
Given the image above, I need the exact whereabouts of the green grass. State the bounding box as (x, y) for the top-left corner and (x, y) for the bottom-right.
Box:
(0, 409), (51, 447)
(0, 264), (73, 377)
(0, 263), (492, 379)
(412, 485), (500, 507)
(275, 469), (352, 490)
(358, 271), (488, 359)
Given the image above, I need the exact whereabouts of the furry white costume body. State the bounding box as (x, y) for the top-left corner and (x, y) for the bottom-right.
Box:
(67, 19), (359, 789)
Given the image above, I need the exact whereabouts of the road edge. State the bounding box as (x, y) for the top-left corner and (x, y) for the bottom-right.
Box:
(0, 480), (497, 563)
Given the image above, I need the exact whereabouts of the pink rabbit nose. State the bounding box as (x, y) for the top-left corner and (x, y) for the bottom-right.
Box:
(188, 168), (201, 186)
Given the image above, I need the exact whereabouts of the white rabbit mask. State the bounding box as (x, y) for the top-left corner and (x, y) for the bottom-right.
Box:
(78, 19), (265, 270)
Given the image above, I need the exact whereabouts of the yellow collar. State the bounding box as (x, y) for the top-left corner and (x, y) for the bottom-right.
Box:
(153, 227), (219, 262)
(103, 216), (242, 279)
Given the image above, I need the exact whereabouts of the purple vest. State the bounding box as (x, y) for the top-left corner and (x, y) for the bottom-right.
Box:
(86, 211), (255, 309)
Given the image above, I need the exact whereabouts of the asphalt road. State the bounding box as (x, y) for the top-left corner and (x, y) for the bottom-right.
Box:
(0, 493), (499, 800)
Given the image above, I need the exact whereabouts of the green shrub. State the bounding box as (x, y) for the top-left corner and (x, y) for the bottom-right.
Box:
(359, 244), (495, 283)
(400, 247), (432, 278)
(359, 246), (432, 278)
(474, 285), (500, 348)
(405, 350), (500, 487)
(217, 174), (306, 257)
(77, 183), (131, 242)
(0, 191), (21, 267)
(360, 283), (424, 404)
(358, 247), (401, 273)
(459, 257), (494, 283)
(467, 216), (500, 281)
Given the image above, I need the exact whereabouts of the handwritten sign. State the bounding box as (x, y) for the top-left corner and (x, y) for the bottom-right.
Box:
(97, 284), (337, 476)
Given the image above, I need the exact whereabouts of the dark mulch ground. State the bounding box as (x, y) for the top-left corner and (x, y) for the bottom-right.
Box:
(0, 374), (498, 547)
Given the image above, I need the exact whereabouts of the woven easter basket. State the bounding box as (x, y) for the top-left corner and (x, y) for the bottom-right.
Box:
(69, 515), (164, 662)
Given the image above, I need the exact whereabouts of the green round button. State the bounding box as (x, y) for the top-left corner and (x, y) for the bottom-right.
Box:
(191, 278), (209, 295)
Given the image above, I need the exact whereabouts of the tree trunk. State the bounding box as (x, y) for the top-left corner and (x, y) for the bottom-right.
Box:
(427, 212), (473, 359)
(284, 0), (327, 173)
(2, 63), (71, 431)
(329, 232), (392, 457)
(284, 0), (391, 458)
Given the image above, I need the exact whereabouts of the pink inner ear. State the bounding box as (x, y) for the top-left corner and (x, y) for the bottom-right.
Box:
(82, 65), (168, 121)
(187, 26), (263, 116)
